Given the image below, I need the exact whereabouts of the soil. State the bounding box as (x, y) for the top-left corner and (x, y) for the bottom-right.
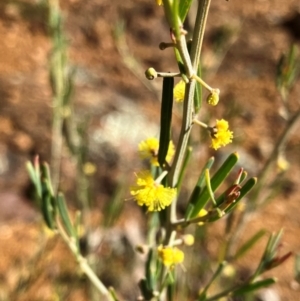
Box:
(0, 0), (300, 300)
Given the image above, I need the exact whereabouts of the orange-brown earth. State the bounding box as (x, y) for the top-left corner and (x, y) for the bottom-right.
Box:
(0, 0), (300, 300)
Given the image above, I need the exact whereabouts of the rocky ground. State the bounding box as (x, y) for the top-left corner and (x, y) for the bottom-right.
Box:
(0, 0), (300, 300)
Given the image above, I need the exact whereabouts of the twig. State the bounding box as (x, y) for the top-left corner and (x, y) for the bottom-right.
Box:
(57, 219), (114, 301)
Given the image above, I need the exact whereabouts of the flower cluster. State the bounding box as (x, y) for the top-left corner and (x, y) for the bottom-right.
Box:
(130, 170), (176, 212)
(210, 119), (233, 150)
(138, 137), (175, 166)
(157, 245), (184, 267)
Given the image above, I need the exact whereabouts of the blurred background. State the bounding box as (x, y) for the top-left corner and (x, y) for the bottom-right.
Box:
(0, 0), (300, 300)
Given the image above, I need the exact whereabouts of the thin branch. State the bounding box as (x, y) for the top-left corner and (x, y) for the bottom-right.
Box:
(57, 220), (114, 301)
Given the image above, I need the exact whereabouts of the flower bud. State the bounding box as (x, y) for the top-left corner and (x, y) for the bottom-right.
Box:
(206, 89), (220, 106)
(183, 234), (195, 246)
(145, 67), (157, 80)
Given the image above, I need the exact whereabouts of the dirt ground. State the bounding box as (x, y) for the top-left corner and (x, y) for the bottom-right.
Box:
(0, 0), (300, 300)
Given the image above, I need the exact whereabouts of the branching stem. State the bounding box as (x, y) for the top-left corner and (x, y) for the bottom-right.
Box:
(168, 0), (212, 224)
(57, 220), (114, 301)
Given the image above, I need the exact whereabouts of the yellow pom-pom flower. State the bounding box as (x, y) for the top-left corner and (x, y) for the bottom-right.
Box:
(138, 137), (175, 166)
(210, 119), (233, 150)
(138, 137), (159, 163)
(156, 0), (163, 5)
(158, 245), (184, 267)
(173, 80), (186, 102)
(130, 170), (177, 211)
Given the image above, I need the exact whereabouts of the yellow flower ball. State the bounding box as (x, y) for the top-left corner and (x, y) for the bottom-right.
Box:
(158, 245), (184, 267)
(130, 170), (177, 211)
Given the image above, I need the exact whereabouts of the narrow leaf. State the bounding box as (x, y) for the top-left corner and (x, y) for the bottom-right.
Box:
(233, 278), (277, 296)
(167, 275), (176, 301)
(199, 261), (227, 299)
(41, 184), (56, 230)
(190, 152), (239, 218)
(26, 161), (37, 186)
(194, 63), (202, 113)
(41, 162), (54, 196)
(103, 181), (125, 228)
(179, 0), (193, 23)
(145, 248), (155, 291)
(74, 210), (82, 249)
(235, 230), (266, 260)
(177, 146), (193, 193)
(174, 48), (188, 82)
(57, 192), (75, 237)
(239, 170), (248, 184)
(26, 161), (42, 198)
(138, 279), (154, 301)
(158, 77), (174, 168)
(184, 156), (215, 219)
